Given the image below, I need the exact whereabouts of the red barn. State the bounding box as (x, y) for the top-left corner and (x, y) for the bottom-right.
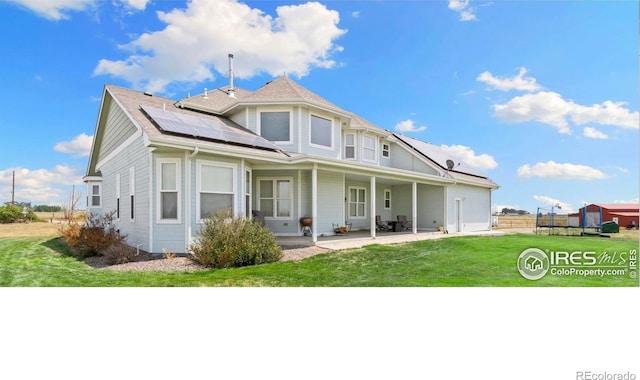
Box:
(577, 203), (639, 229)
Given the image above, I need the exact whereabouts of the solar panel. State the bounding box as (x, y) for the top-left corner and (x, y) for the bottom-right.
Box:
(141, 105), (280, 151)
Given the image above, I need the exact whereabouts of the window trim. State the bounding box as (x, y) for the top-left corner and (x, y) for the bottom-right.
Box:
(115, 174), (120, 220)
(344, 132), (356, 160)
(384, 189), (392, 210)
(257, 108), (293, 145)
(382, 143), (390, 159)
(156, 158), (181, 224)
(90, 183), (102, 208)
(195, 160), (237, 223)
(129, 167), (135, 222)
(362, 134), (378, 163)
(348, 186), (367, 219)
(256, 177), (294, 220)
(309, 113), (334, 150)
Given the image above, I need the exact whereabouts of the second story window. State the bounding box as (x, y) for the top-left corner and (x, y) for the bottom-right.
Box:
(259, 111), (291, 143)
(382, 143), (390, 158)
(345, 133), (356, 159)
(310, 115), (332, 148)
(363, 135), (377, 163)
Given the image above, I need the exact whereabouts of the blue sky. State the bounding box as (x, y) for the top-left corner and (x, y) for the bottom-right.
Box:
(0, 0), (637, 213)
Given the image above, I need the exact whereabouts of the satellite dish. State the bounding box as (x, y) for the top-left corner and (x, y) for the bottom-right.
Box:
(446, 159), (455, 170)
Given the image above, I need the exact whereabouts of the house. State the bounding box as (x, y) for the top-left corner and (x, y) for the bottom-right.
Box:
(84, 75), (499, 254)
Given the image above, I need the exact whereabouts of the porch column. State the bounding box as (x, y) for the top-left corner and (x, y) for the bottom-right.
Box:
(412, 181), (418, 234)
(311, 164), (318, 243)
(370, 176), (376, 238)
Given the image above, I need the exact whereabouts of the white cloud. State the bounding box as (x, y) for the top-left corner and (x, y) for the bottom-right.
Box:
(517, 161), (607, 180)
(482, 68), (639, 134)
(352, 11), (360, 18)
(5, 0), (150, 20)
(583, 127), (608, 140)
(477, 67), (542, 92)
(0, 166), (84, 204)
(54, 133), (93, 157)
(571, 100), (639, 129)
(494, 91), (573, 134)
(440, 144), (498, 170)
(93, 0), (347, 93)
(448, 0), (477, 21)
(395, 119), (427, 133)
(533, 195), (573, 213)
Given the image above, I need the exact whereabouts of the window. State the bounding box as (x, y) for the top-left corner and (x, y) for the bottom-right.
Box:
(157, 159), (180, 222)
(310, 115), (333, 148)
(90, 184), (101, 208)
(245, 170), (251, 218)
(348, 187), (366, 218)
(129, 167), (135, 221)
(259, 111), (291, 143)
(345, 133), (356, 159)
(363, 135), (377, 162)
(384, 189), (391, 210)
(382, 143), (390, 158)
(258, 178), (292, 219)
(115, 174), (120, 219)
(197, 161), (235, 220)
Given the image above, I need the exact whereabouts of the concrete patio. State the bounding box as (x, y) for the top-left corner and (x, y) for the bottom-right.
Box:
(277, 229), (512, 251)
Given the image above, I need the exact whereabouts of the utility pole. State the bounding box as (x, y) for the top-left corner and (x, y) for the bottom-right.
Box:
(11, 170), (15, 205)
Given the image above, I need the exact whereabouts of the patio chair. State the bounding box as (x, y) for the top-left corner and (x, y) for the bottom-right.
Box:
(397, 215), (413, 231)
(376, 215), (392, 232)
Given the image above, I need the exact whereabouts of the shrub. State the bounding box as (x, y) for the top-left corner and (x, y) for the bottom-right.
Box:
(0, 203), (22, 223)
(103, 241), (138, 265)
(59, 211), (127, 258)
(189, 210), (282, 269)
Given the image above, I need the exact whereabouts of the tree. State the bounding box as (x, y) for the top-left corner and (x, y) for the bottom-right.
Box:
(62, 186), (82, 224)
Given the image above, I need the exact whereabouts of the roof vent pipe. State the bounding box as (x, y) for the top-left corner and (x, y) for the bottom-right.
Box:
(228, 53), (235, 98)
(203, 87), (208, 99)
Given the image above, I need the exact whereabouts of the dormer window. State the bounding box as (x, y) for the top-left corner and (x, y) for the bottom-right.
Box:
(259, 111), (291, 144)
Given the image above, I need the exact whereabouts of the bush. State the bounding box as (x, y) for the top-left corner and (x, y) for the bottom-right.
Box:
(189, 210), (282, 269)
(0, 204), (22, 223)
(59, 211), (127, 258)
(103, 241), (138, 265)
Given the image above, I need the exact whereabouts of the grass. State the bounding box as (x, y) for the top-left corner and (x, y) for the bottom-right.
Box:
(0, 228), (637, 287)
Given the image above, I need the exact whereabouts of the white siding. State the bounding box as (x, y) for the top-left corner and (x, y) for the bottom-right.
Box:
(98, 99), (138, 162)
(97, 135), (150, 252)
(317, 171), (344, 234)
(446, 184), (491, 232)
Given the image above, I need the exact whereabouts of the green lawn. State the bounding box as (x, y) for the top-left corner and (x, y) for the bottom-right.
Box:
(0, 233), (637, 286)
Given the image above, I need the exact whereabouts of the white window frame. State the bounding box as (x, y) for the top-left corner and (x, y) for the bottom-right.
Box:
(382, 143), (390, 159)
(257, 108), (293, 145)
(245, 168), (252, 218)
(196, 160), (237, 222)
(90, 183), (102, 208)
(257, 177), (294, 220)
(115, 174), (120, 220)
(129, 167), (135, 222)
(384, 189), (391, 210)
(309, 113), (334, 150)
(348, 186), (367, 219)
(344, 132), (356, 160)
(362, 134), (378, 163)
(156, 158), (181, 224)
